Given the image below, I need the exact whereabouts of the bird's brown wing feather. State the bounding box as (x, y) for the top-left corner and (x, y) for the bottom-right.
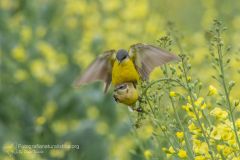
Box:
(74, 50), (115, 92)
(129, 43), (179, 80)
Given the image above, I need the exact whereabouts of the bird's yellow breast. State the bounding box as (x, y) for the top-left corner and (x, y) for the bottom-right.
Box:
(112, 59), (140, 86)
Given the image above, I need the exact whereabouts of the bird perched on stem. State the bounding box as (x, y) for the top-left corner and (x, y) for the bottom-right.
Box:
(74, 43), (178, 106)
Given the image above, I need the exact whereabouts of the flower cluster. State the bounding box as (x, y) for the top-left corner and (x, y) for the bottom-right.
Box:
(135, 20), (240, 160)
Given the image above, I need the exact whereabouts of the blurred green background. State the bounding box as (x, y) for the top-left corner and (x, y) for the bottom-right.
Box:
(0, 0), (240, 159)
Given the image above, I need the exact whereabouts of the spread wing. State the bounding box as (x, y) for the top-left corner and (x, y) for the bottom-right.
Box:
(129, 43), (179, 80)
(74, 50), (115, 92)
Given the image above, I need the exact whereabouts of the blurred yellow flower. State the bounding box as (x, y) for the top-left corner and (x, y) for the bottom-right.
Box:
(176, 131), (184, 139)
(193, 139), (209, 155)
(64, 0), (87, 16)
(14, 69), (28, 81)
(149, 67), (163, 81)
(35, 116), (46, 126)
(169, 91), (177, 97)
(178, 149), (187, 158)
(96, 121), (109, 135)
(103, 18), (120, 30)
(168, 146), (175, 154)
(87, 106), (99, 120)
(30, 59), (55, 85)
(12, 45), (27, 62)
(236, 118), (240, 128)
(194, 97), (206, 110)
(201, 8), (218, 29)
(66, 17), (78, 29)
(2, 142), (15, 154)
(144, 150), (152, 160)
(210, 107), (228, 120)
(21, 26), (32, 44)
(187, 76), (191, 82)
(51, 120), (68, 136)
(211, 123), (234, 141)
(43, 100), (57, 119)
(208, 85), (218, 96)
(232, 16), (240, 30)
(36, 26), (47, 38)
(101, 0), (120, 12)
(137, 123), (153, 140)
(195, 155), (206, 160)
(0, 0), (13, 10)
(110, 137), (134, 160)
(182, 103), (202, 119)
(121, 0), (148, 20)
(50, 149), (65, 158)
(188, 122), (201, 135)
(73, 51), (94, 68)
(222, 146), (233, 156)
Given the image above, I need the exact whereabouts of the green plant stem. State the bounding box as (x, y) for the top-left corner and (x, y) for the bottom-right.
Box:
(145, 95), (178, 153)
(216, 31), (240, 150)
(142, 78), (186, 96)
(163, 66), (195, 159)
(181, 59), (215, 160)
(170, 29), (215, 159)
(169, 97), (195, 159)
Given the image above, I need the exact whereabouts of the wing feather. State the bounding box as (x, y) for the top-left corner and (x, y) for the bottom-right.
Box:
(129, 43), (179, 79)
(74, 50), (115, 92)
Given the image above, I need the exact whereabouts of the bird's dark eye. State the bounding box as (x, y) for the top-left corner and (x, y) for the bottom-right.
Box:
(119, 85), (127, 90)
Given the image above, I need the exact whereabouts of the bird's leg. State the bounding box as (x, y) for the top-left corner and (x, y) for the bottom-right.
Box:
(138, 95), (143, 103)
(131, 103), (144, 113)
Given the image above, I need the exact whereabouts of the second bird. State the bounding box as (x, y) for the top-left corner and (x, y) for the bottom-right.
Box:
(74, 43), (179, 106)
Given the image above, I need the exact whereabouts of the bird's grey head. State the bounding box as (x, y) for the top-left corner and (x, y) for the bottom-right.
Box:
(116, 49), (128, 62)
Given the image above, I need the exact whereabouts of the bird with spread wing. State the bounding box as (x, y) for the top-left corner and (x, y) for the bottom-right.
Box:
(74, 43), (179, 106)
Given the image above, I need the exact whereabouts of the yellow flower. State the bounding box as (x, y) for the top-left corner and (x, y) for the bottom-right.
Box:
(43, 100), (57, 119)
(21, 26), (32, 44)
(182, 103), (202, 119)
(36, 26), (47, 38)
(137, 122), (153, 140)
(35, 116), (46, 126)
(87, 106), (99, 120)
(222, 146), (233, 156)
(66, 17), (78, 29)
(216, 144), (224, 152)
(210, 123), (234, 141)
(0, 0), (13, 10)
(96, 121), (109, 135)
(2, 142), (15, 154)
(176, 131), (184, 139)
(144, 150), (152, 159)
(178, 149), (187, 158)
(50, 149), (65, 158)
(51, 120), (68, 136)
(30, 59), (55, 85)
(194, 97), (206, 109)
(14, 69), (28, 81)
(195, 156), (206, 160)
(169, 146), (175, 154)
(208, 85), (218, 96)
(12, 46), (27, 62)
(169, 91), (177, 97)
(210, 107), (228, 119)
(188, 122), (202, 135)
(235, 118), (240, 128)
(193, 139), (209, 155)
